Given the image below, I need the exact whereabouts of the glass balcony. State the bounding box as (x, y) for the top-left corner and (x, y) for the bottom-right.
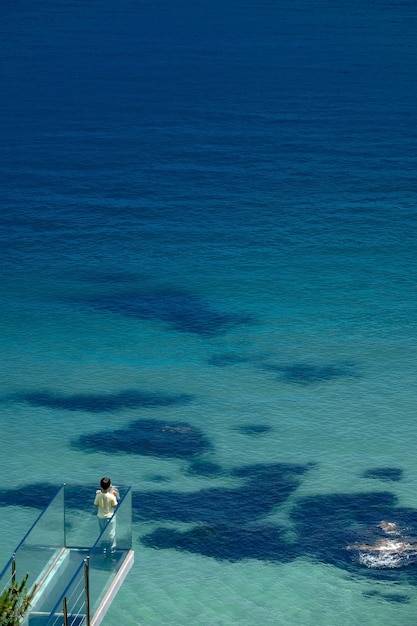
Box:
(0, 484), (134, 626)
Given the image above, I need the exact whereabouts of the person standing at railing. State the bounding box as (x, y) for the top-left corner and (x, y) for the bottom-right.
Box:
(94, 477), (118, 554)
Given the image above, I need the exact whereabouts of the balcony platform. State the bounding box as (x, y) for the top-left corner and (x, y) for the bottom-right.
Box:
(0, 484), (134, 626)
(27, 547), (134, 626)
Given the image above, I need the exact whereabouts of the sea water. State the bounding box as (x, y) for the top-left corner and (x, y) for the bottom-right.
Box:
(1, 0), (417, 624)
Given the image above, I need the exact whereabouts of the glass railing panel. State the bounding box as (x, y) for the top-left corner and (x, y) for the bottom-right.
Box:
(64, 484), (131, 550)
(87, 539), (119, 619)
(0, 485), (65, 596)
(41, 559), (87, 626)
(63, 484), (101, 550)
(113, 487), (132, 551)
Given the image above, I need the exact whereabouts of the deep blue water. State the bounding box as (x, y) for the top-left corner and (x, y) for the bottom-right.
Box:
(1, 1), (417, 624)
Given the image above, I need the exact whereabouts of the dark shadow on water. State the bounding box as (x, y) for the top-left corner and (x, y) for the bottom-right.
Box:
(12, 389), (193, 413)
(0, 483), (94, 509)
(186, 460), (223, 477)
(363, 590), (411, 603)
(289, 491), (417, 582)
(145, 475), (172, 483)
(207, 352), (360, 387)
(207, 353), (252, 367)
(263, 361), (359, 384)
(140, 482), (417, 581)
(135, 462), (311, 525)
(139, 462), (311, 562)
(207, 351), (272, 368)
(230, 462), (312, 481)
(76, 270), (140, 285)
(83, 291), (253, 335)
(362, 467), (403, 482)
(73, 419), (211, 458)
(141, 523), (296, 562)
(5, 467), (417, 583)
(289, 491), (398, 562)
(235, 424), (272, 436)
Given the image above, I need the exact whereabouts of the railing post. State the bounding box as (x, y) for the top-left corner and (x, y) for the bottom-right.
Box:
(63, 483), (67, 548)
(84, 558), (91, 626)
(63, 596), (68, 626)
(11, 557), (16, 585)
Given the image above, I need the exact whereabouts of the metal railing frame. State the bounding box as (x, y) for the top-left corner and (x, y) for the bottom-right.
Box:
(0, 484), (65, 587)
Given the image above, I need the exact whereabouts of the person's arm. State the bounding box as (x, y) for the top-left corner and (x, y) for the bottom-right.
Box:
(111, 485), (120, 500)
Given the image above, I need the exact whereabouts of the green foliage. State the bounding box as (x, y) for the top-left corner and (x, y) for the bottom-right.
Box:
(0, 573), (37, 626)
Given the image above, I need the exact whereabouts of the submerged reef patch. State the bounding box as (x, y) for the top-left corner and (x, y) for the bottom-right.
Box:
(0, 483), (64, 509)
(135, 462), (311, 525)
(145, 475), (172, 483)
(230, 462), (313, 481)
(287, 491), (417, 581)
(141, 523), (296, 562)
(139, 462), (311, 561)
(5, 462), (417, 581)
(289, 491), (399, 562)
(362, 590), (411, 603)
(263, 361), (359, 384)
(12, 389), (193, 412)
(186, 460), (223, 477)
(0, 483), (93, 509)
(140, 482), (417, 574)
(362, 467), (403, 482)
(73, 419), (211, 458)
(83, 291), (252, 335)
(235, 424), (273, 436)
(207, 353), (251, 367)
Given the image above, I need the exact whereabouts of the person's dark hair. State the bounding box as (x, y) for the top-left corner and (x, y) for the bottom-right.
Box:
(100, 477), (111, 490)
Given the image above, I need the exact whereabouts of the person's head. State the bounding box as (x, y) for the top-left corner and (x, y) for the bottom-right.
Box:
(100, 477), (111, 491)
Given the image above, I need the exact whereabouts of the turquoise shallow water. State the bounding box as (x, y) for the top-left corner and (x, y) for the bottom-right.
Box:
(2, 211), (417, 624)
(1, 0), (417, 623)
